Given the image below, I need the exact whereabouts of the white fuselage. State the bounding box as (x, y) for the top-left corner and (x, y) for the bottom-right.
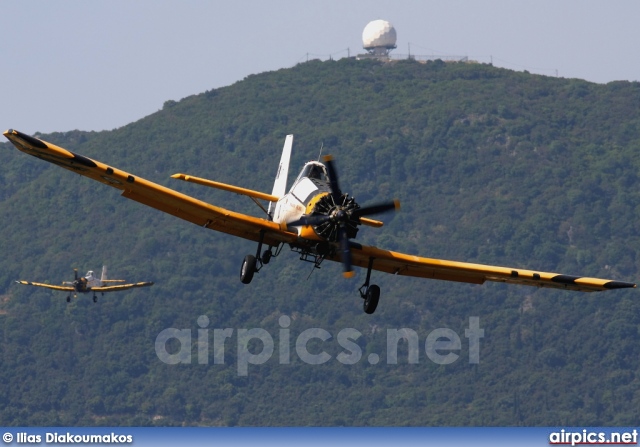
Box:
(83, 271), (103, 288)
(64, 267), (109, 292)
(271, 161), (332, 232)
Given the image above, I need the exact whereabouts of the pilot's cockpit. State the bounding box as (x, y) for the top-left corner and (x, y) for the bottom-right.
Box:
(295, 162), (329, 184)
(86, 271), (94, 279)
(287, 161), (332, 203)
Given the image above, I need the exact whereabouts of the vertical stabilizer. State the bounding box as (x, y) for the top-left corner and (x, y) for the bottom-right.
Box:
(101, 265), (107, 282)
(268, 135), (293, 217)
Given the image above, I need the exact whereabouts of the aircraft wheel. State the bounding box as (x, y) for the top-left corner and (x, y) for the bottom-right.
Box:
(240, 255), (257, 284)
(363, 285), (380, 314)
(66, 296), (71, 303)
(261, 249), (272, 265)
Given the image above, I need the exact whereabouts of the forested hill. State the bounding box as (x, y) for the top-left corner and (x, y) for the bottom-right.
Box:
(1, 58), (640, 426)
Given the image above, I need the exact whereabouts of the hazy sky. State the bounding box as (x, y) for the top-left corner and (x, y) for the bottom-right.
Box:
(3, 0), (639, 135)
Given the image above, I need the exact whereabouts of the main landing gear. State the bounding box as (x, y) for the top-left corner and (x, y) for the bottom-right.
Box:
(240, 230), (279, 285)
(358, 257), (380, 314)
(240, 233), (382, 315)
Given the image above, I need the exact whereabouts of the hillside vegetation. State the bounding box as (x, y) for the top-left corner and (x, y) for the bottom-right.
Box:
(1, 58), (639, 426)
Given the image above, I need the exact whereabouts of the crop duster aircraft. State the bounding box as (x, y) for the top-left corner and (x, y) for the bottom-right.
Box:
(15, 265), (153, 302)
(4, 129), (636, 314)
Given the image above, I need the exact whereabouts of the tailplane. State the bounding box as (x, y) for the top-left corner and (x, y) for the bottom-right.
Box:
(100, 266), (126, 283)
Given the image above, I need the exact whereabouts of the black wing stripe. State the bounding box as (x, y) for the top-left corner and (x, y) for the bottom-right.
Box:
(71, 152), (98, 168)
(551, 275), (580, 285)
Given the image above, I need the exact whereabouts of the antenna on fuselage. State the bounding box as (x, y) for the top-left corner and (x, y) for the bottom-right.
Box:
(317, 142), (324, 162)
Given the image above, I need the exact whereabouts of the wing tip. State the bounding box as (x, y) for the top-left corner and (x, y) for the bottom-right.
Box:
(5, 129), (48, 149)
(604, 280), (637, 290)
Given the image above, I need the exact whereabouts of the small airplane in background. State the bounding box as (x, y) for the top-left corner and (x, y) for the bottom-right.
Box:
(15, 265), (153, 302)
(4, 129), (636, 314)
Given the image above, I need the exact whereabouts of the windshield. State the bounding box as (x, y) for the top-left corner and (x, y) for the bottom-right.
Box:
(296, 162), (329, 184)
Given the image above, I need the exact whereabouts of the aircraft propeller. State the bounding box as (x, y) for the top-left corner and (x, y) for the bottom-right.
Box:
(62, 268), (85, 292)
(289, 155), (399, 277)
(63, 268), (78, 284)
(61, 268), (82, 301)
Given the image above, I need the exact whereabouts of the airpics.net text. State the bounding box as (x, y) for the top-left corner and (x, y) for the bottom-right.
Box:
(155, 316), (484, 376)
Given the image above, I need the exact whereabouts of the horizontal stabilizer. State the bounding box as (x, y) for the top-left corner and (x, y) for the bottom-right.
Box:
(359, 217), (384, 228)
(171, 174), (279, 202)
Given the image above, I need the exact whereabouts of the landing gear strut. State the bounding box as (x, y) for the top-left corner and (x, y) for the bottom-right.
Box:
(359, 257), (380, 314)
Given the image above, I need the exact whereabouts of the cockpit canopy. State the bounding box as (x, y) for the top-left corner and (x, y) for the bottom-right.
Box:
(294, 161), (329, 185)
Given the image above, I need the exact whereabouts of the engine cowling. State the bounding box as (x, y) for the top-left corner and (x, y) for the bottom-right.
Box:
(307, 192), (360, 242)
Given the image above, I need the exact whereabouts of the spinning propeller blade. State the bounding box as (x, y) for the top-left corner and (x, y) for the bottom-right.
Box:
(352, 199), (400, 219)
(287, 214), (331, 228)
(339, 225), (354, 278)
(322, 155), (343, 204)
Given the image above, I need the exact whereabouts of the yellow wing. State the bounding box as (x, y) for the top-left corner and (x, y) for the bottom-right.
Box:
(15, 280), (74, 292)
(3, 129), (298, 247)
(336, 244), (636, 292)
(91, 282), (154, 292)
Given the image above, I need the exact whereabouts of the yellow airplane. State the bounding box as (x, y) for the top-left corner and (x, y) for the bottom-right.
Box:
(15, 265), (153, 303)
(3, 129), (635, 314)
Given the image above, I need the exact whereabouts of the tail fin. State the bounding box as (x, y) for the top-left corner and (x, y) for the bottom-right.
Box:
(268, 135), (293, 217)
(101, 265), (107, 282)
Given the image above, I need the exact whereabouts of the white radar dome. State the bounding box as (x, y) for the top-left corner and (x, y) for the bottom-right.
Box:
(362, 20), (397, 50)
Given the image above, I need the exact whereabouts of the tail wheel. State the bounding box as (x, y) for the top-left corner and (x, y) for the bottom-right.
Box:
(240, 255), (257, 284)
(363, 285), (380, 314)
